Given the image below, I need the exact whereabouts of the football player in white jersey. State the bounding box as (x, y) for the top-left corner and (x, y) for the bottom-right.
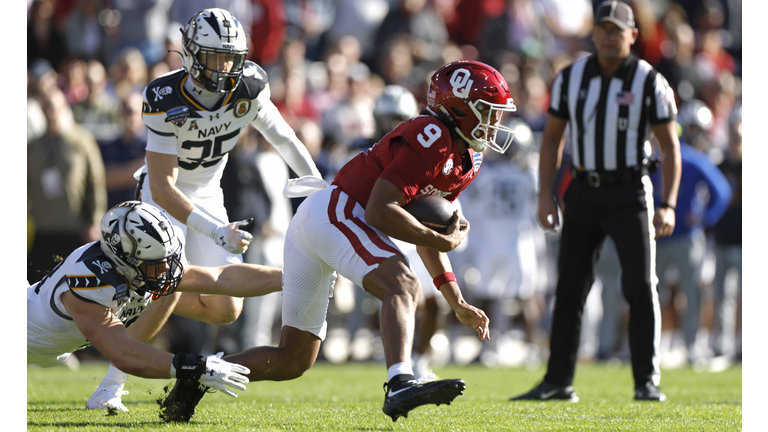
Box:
(88, 8), (322, 410)
(28, 201), (286, 413)
(458, 118), (548, 366)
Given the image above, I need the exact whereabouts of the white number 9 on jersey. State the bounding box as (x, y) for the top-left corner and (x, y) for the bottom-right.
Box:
(417, 124), (442, 148)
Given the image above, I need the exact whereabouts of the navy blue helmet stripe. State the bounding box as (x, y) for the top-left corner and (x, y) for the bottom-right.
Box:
(204, 11), (221, 37)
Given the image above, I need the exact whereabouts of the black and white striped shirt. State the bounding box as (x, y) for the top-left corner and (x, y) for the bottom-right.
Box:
(549, 54), (677, 172)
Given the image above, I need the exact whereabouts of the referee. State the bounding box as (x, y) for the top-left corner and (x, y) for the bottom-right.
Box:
(511, 0), (681, 402)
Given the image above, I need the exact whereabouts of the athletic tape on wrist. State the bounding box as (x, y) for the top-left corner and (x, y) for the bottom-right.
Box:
(186, 209), (220, 239)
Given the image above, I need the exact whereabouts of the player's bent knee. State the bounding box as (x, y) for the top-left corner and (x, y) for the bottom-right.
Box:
(363, 258), (421, 302)
(390, 270), (421, 301)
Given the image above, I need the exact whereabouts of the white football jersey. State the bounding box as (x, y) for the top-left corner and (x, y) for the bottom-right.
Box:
(460, 158), (539, 228)
(458, 158), (546, 298)
(27, 242), (154, 359)
(136, 61), (319, 192)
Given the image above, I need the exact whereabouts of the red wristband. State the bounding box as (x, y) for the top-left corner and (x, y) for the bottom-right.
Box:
(433, 272), (457, 290)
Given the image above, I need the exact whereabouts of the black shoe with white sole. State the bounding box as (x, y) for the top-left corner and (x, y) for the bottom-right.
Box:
(509, 381), (579, 402)
(382, 378), (466, 422)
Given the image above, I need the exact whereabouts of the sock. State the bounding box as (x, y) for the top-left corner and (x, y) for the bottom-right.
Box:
(101, 364), (129, 387)
(387, 362), (415, 386)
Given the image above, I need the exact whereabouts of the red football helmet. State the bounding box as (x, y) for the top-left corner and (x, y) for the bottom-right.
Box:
(427, 61), (517, 153)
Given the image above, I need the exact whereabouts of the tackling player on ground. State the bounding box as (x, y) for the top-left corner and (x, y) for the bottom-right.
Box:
(28, 201), (287, 408)
(160, 60), (517, 422)
(87, 8), (322, 411)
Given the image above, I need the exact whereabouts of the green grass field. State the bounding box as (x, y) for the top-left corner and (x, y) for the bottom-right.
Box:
(28, 361), (741, 431)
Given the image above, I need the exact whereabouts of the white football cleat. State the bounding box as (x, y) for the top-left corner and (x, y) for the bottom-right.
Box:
(86, 383), (129, 412)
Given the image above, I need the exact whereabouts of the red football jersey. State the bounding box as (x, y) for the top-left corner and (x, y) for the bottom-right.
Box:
(332, 115), (483, 208)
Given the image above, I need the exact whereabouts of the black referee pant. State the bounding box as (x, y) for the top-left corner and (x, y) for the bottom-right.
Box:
(544, 171), (661, 388)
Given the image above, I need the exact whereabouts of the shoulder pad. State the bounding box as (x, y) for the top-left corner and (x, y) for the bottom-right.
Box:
(142, 70), (186, 113)
(74, 243), (128, 289)
(234, 61), (269, 100)
(397, 116), (453, 151)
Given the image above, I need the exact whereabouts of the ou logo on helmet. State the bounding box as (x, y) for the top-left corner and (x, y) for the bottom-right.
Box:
(449, 69), (473, 99)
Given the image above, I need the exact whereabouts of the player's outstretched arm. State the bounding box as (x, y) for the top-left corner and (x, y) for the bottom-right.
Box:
(62, 289), (175, 378)
(62, 290), (250, 395)
(178, 264), (283, 297)
(251, 93), (322, 178)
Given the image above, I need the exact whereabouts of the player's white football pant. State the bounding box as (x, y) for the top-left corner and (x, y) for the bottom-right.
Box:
(86, 382), (129, 412)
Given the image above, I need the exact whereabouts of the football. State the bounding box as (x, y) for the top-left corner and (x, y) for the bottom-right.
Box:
(402, 195), (468, 234)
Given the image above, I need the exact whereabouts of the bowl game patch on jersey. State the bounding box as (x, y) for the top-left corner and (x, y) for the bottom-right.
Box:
(165, 106), (190, 126)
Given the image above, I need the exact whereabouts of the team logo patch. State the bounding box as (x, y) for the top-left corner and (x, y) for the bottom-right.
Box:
(234, 98), (251, 118)
(104, 232), (121, 247)
(472, 152), (483, 175)
(188, 120), (199, 131)
(165, 106), (190, 127)
(243, 64), (262, 78)
(152, 85), (172, 102)
(92, 259), (113, 275)
(442, 158), (454, 175)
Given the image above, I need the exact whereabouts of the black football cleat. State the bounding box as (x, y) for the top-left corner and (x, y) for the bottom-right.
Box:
(509, 381), (579, 402)
(157, 377), (211, 423)
(382, 378), (466, 422)
(634, 383), (667, 402)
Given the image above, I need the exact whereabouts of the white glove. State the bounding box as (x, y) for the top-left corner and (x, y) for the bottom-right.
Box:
(213, 219), (254, 254)
(187, 209), (254, 254)
(198, 352), (251, 398)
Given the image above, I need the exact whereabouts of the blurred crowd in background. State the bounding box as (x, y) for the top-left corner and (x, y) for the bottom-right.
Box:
(27, 0), (742, 373)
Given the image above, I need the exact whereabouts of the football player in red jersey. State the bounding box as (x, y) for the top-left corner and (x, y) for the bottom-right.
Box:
(161, 61), (518, 422)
